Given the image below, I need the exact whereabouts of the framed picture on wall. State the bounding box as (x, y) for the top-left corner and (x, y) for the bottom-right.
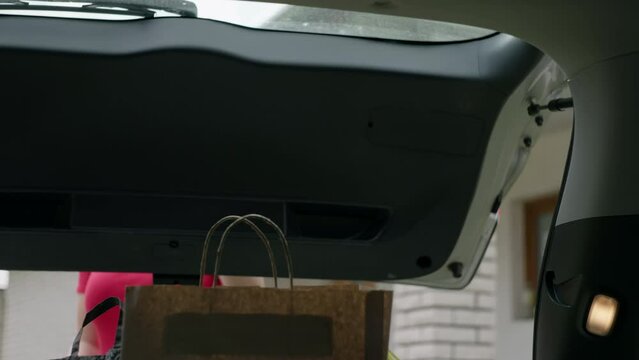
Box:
(523, 194), (558, 316)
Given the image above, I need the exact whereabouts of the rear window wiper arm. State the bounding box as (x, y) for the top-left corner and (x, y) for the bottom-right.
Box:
(0, 0), (197, 18)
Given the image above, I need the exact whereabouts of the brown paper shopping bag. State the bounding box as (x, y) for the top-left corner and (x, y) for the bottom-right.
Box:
(121, 214), (393, 360)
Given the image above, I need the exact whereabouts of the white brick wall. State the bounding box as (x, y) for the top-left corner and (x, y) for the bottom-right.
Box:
(390, 238), (497, 360)
(0, 271), (77, 360)
(477, 295), (496, 310)
(478, 329), (496, 343)
(0, 293), (5, 355)
(452, 310), (493, 327)
(404, 343), (452, 360)
(394, 326), (476, 344)
(454, 344), (495, 359)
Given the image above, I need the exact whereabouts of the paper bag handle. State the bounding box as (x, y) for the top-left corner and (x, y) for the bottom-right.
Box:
(214, 214), (294, 289)
(199, 215), (279, 288)
(200, 214), (294, 289)
(70, 297), (121, 356)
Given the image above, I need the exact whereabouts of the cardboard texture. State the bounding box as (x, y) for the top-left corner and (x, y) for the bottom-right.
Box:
(121, 285), (392, 359)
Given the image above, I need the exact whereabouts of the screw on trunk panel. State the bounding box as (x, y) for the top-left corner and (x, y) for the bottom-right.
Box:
(528, 103), (541, 116)
(416, 256), (432, 269)
(523, 136), (532, 147)
(448, 262), (464, 278)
